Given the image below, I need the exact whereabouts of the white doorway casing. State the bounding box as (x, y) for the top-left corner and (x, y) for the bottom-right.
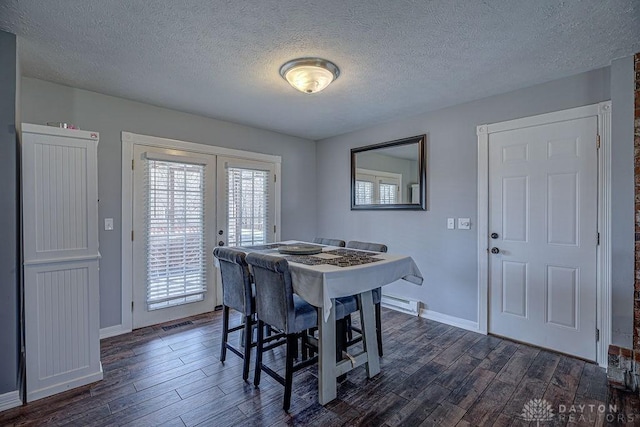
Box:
(477, 102), (611, 367)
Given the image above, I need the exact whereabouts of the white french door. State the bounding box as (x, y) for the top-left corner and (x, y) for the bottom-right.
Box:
(123, 130), (282, 331)
(216, 157), (277, 247)
(488, 114), (598, 361)
(132, 145), (216, 329)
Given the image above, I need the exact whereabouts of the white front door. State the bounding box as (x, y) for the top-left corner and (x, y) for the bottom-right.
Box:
(132, 145), (217, 329)
(488, 115), (598, 361)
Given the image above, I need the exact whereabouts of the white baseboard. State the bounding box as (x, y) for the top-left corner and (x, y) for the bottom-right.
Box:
(0, 390), (22, 412)
(419, 308), (483, 334)
(100, 324), (132, 340)
(27, 366), (103, 403)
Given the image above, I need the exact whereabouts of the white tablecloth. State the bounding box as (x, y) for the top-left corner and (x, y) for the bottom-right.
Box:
(240, 241), (423, 321)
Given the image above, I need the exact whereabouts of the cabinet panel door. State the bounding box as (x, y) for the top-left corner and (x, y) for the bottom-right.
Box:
(24, 260), (102, 401)
(22, 131), (99, 262)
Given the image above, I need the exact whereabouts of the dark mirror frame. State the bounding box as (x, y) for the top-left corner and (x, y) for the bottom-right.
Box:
(351, 134), (426, 210)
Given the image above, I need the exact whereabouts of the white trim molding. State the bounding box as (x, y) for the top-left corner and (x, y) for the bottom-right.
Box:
(419, 309), (481, 333)
(100, 324), (132, 340)
(596, 101), (612, 368)
(476, 101), (612, 367)
(121, 132), (281, 164)
(0, 390), (22, 412)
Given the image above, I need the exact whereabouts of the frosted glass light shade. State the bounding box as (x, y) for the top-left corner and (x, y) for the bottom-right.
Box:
(280, 58), (340, 94)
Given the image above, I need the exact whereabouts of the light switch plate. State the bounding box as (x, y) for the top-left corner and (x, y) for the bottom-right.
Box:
(105, 218), (114, 231)
(447, 218), (455, 229)
(458, 218), (471, 230)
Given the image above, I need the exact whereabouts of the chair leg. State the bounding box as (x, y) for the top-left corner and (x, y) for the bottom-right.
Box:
(242, 314), (252, 381)
(254, 320), (265, 387)
(375, 302), (383, 356)
(336, 318), (347, 361)
(346, 315), (353, 341)
(220, 305), (229, 362)
(301, 332), (308, 361)
(283, 334), (296, 411)
(336, 318), (348, 382)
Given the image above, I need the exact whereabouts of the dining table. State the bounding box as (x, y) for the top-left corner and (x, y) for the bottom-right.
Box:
(236, 240), (423, 404)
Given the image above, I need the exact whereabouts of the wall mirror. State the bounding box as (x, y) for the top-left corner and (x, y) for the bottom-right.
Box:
(351, 134), (426, 210)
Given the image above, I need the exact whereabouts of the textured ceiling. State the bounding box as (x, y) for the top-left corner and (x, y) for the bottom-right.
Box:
(1, 0), (639, 140)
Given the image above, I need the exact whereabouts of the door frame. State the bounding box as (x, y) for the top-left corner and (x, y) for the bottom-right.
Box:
(120, 131), (281, 334)
(476, 101), (612, 367)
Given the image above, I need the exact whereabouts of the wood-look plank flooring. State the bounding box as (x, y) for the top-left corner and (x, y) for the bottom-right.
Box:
(2, 308), (638, 426)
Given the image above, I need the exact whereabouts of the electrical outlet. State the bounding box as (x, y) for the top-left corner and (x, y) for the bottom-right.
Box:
(447, 218), (455, 229)
(105, 218), (114, 231)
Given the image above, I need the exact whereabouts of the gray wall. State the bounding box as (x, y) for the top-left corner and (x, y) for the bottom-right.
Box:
(0, 30), (19, 394)
(316, 68), (612, 324)
(610, 55), (635, 347)
(21, 78), (318, 328)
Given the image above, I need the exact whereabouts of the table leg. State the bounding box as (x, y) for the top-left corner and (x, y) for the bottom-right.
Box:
(359, 290), (380, 377)
(317, 303), (337, 404)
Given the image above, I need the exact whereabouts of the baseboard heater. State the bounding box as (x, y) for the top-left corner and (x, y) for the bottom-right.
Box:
(380, 294), (420, 316)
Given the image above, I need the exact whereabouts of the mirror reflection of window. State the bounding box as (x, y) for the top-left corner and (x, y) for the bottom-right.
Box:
(356, 168), (401, 204)
(379, 182), (398, 204)
(355, 180), (373, 204)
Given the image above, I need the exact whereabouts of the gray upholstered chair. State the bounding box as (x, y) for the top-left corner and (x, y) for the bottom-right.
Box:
(246, 253), (319, 411)
(213, 247), (256, 381)
(312, 237), (346, 247)
(339, 240), (388, 356)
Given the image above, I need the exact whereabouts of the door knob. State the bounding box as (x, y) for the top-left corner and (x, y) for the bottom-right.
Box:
(490, 232), (499, 239)
(490, 247), (500, 254)
(218, 241), (225, 246)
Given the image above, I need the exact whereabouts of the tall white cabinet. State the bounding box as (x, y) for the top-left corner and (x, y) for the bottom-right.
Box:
(21, 123), (103, 402)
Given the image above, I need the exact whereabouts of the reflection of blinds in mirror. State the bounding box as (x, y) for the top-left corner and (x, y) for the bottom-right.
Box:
(227, 167), (269, 247)
(379, 183), (398, 204)
(356, 180), (373, 204)
(145, 159), (206, 310)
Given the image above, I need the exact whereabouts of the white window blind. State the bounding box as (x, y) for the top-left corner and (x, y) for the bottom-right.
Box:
(379, 182), (398, 204)
(355, 180), (374, 204)
(145, 158), (206, 310)
(227, 167), (269, 246)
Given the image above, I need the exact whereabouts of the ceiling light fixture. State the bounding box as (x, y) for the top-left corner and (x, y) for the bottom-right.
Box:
(279, 57), (340, 94)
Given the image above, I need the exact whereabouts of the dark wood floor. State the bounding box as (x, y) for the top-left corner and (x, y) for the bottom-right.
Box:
(2, 308), (638, 426)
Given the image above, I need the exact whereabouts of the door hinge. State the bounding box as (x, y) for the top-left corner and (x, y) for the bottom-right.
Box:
(132, 159), (135, 170)
(597, 232), (600, 245)
(274, 174), (277, 183)
(596, 134), (601, 150)
(273, 225), (276, 233)
(131, 230), (134, 241)
(131, 301), (134, 311)
(596, 328), (600, 342)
